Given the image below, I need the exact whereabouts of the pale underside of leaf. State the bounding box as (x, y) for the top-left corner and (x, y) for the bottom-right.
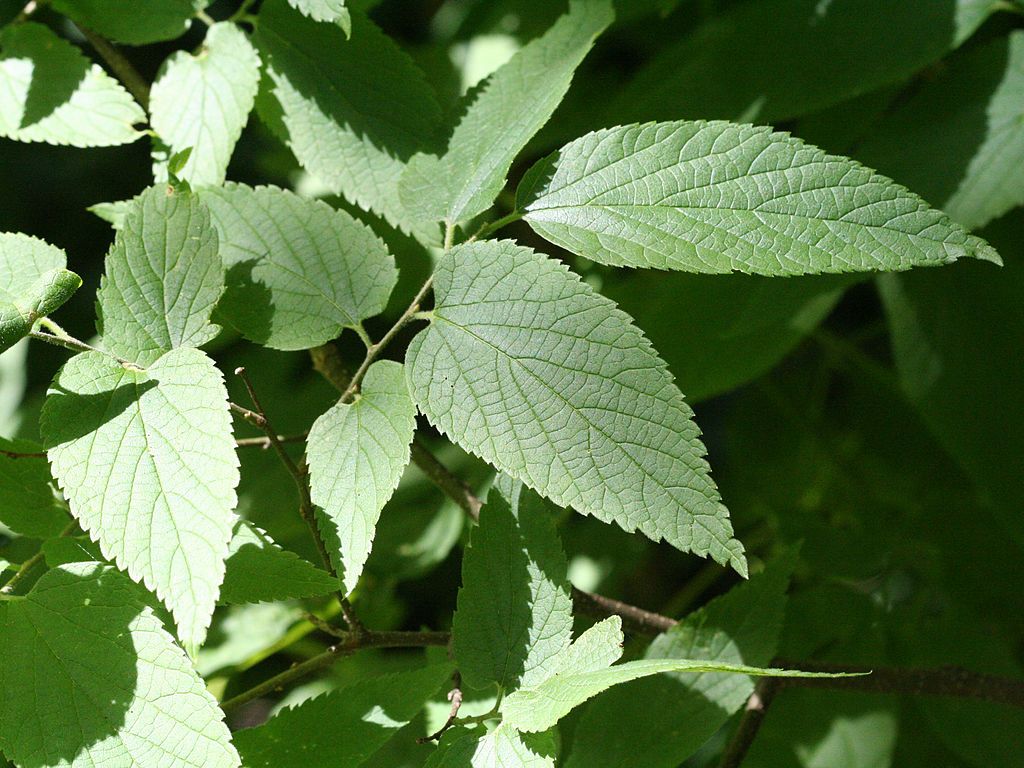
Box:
(400, 0), (613, 226)
(287, 0), (350, 31)
(97, 185), (224, 367)
(0, 563), (239, 768)
(0, 23), (144, 147)
(500, 615), (860, 732)
(200, 182), (396, 350)
(307, 360), (416, 594)
(41, 349), (240, 650)
(519, 120), (1001, 275)
(430, 725), (557, 768)
(151, 22), (261, 187)
(407, 240), (746, 573)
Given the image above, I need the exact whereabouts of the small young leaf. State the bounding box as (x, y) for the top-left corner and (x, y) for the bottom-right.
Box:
(452, 477), (573, 692)
(307, 361), (416, 594)
(200, 183), (397, 350)
(220, 520), (339, 605)
(566, 550), (797, 768)
(500, 615), (860, 733)
(50, 0), (203, 45)
(406, 240), (745, 573)
(255, 0), (442, 231)
(41, 348), (240, 650)
(151, 22), (261, 187)
(0, 232), (81, 354)
(0, 23), (144, 147)
(518, 121), (1001, 275)
(287, 0), (350, 32)
(0, 563), (239, 767)
(0, 437), (68, 538)
(88, 199), (132, 230)
(400, 0), (613, 226)
(233, 663), (453, 767)
(97, 185), (224, 367)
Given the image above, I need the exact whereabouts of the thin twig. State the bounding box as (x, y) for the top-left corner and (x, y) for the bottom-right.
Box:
(338, 275), (434, 403)
(0, 448), (47, 460)
(0, 520), (78, 596)
(717, 678), (780, 768)
(419, 672), (464, 743)
(76, 27), (151, 110)
(409, 438), (482, 519)
(220, 630), (451, 714)
(235, 434), (307, 449)
(232, 368), (364, 634)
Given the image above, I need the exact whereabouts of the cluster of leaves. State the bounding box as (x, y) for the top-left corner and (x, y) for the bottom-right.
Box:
(0, 0), (1022, 767)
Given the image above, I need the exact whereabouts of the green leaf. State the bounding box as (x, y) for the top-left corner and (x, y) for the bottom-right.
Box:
(307, 361), (415, 594)
(0, 563), (239, 767)
(97, 185), (223, 367)
(943, 31), (1024, 229)
(41, 348), (240, 650)
(0, 23), (144, 146)
(0, 232), (81, 354)
(610, 0), (998, 124)
(453, 477), (573, 692)
(518, 121), (1001, 275)
(429, 725), (557, 768)
(566, 551), (796, 768)
(151, 22), (261, 187)
(199, 183), (396, 350)
(406, 240), (746, 573)
(501, 615), (858, 732)
(234, 663), (453, 767)
(287, 0), (350, 32)
(197, 601), (302, 677)
(255, 0), (442, 231)
(0, 437), (67, 538)
(220, 520), (339, 605)
(400, 0), (612, 226)
(50, 0), (203, 45)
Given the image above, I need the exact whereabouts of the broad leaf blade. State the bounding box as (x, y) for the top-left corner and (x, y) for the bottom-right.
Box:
(501, 616), (860, 733)
(41, 348), (240, 649)
(97, 185), (224, 367)
(0, 232), (81, 353)
(406, 240), (746, 573)
(452, 477), (573, 692)
(307, 361), (416, 594)
(400, 0), (612, 225)
(567, 551), (796, 768)
(151, 22), (261, 187)
(234, 663), (453, 767)
(220, 520), (339, 604)
(0, 563), (239, 767)
(0, 23), (144, 147)
(255, 0), (442, 231)
(0, 437), (68, 538)
(518, 121), (1001, 275)
(200, 183), (396, 350)
(50, 0), (203, 45)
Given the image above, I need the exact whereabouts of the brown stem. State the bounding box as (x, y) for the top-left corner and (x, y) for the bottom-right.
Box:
(0, 448), (47, 460)
(0, 519), (79, 596)
(717, 678), (780, 768)
(419, 672), (464, 743)
(235, 434), (306, 449)
(232, 368), (364, 634)
(220, 630), (451, 714)
(76, 26), (151, 110)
